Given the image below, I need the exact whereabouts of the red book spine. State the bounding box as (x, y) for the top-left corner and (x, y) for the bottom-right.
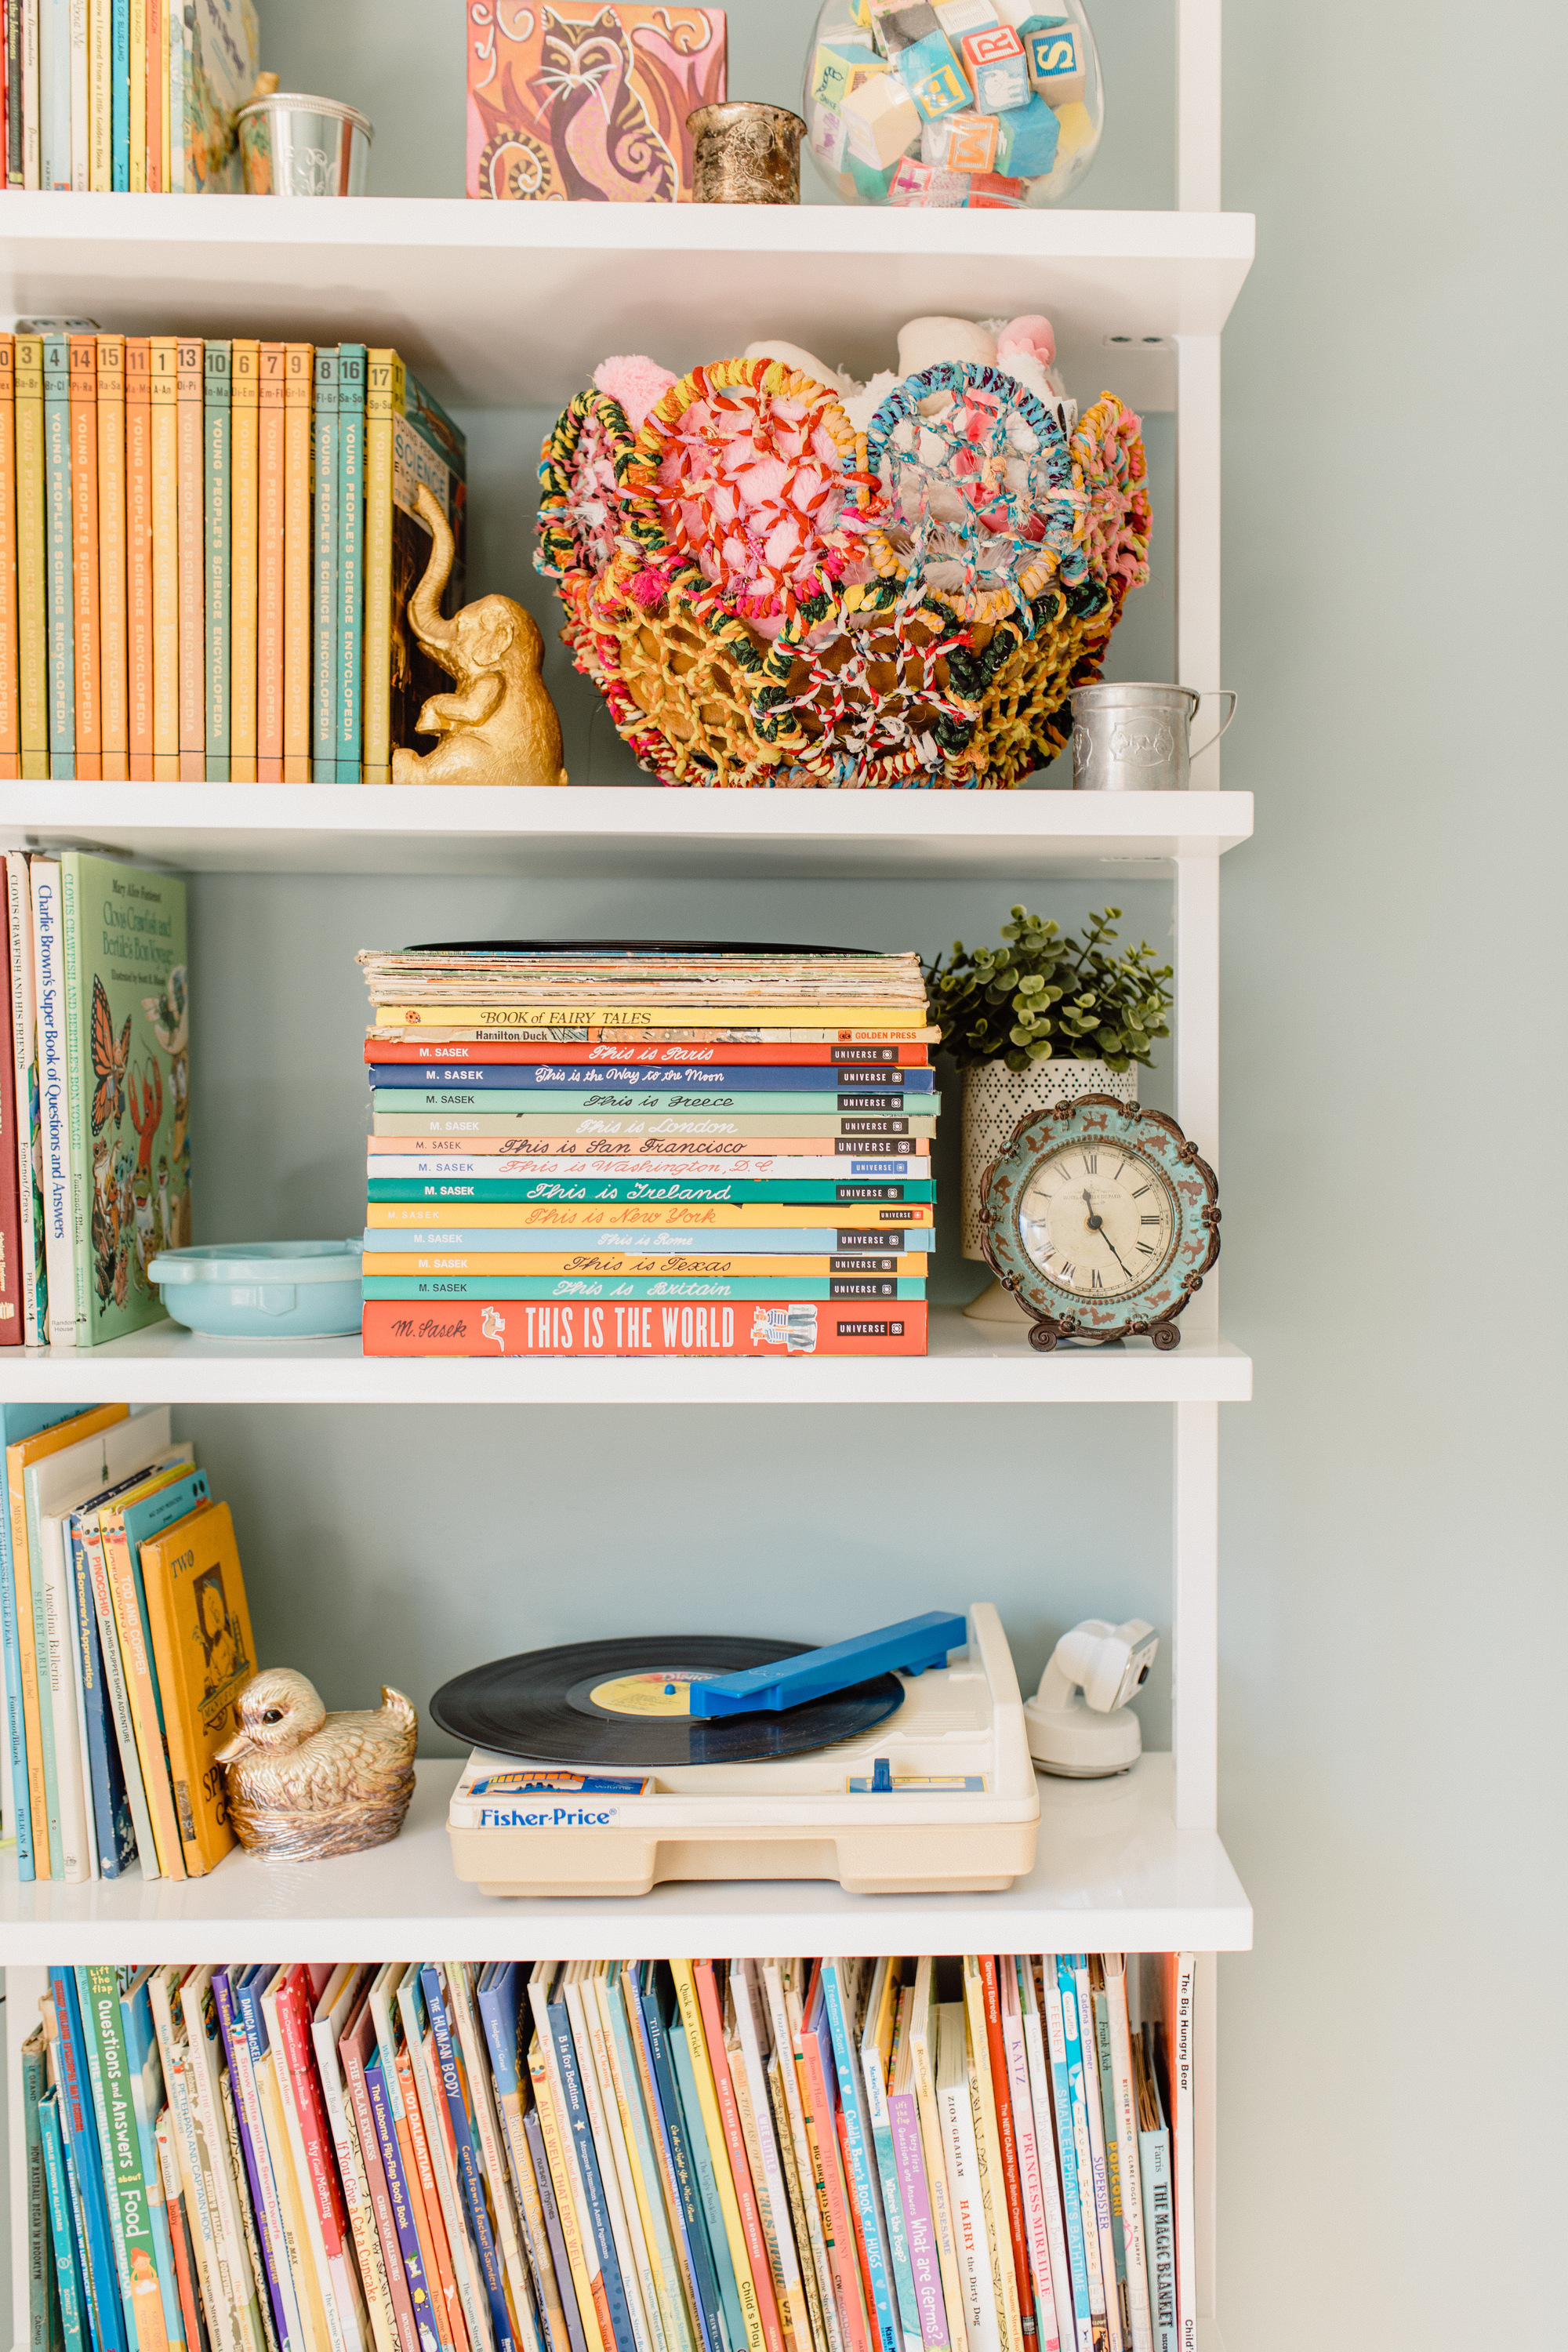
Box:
(364, 1040), (930, 1067)
(274, 1968), (350, 2254)
(0, 908), (20, 1345)
(980, 1957), (1036, 2346)
(797, 2000), (870, 2352)
(694, 1962), (786, 2352)
(361, 1300), (928, 1359)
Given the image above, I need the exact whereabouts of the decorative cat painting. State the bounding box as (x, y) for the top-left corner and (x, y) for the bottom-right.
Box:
(466, 3), (728, 202)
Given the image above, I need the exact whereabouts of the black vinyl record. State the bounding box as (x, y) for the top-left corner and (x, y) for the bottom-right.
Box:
(430, 1635), (906, 1768)
(401, 938), (877, 957)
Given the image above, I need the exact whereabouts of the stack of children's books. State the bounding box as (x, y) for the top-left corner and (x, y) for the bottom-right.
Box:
(2, 0), (261, 191)
(0, 846), (188, 1349)
(354, 945), (938, 1359)
(20, 1951), (1200, 2352)
(0, 1399), (258, 1882)
(0, 328), (465, 782)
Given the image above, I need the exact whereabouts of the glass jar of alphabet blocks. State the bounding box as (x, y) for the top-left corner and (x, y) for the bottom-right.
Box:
(803, 0), (1102, 209)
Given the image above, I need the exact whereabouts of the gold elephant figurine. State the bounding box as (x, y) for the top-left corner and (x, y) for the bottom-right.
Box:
(390, 482), (568, 788)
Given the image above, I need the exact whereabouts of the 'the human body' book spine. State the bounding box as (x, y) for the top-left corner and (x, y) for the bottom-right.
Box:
(281, 342), (313, 782)
(125, 336), (153, 775)
(255, 343), (285, 782)
(335, 343), (366, 779)
(176, 336), (205, 778)
(312, 347), (339, 781)
(204, 339), (231, 780)
(148, 335), (180, 779)
(96, 333), (129, 777)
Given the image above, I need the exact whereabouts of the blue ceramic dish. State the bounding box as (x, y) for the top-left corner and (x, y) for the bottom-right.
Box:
(147, 1241), (364, 1339)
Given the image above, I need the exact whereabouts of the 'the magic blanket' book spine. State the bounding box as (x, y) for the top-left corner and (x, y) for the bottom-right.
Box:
(361, 1300), (927, 1358)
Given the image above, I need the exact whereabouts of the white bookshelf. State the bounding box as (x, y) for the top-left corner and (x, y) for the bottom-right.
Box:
(0, 2), (1249, 2339)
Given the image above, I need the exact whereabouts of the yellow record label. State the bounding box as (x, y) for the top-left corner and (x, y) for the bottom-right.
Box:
(589, 1670), (716, 1718)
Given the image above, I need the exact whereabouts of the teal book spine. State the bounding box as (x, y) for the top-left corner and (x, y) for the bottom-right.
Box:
(367, 1177), (933, 1206)
(669, 1994), (746, 2352)
(111, 0), (129, 187)
(204, 342), (232, 782)
(336, 343), (366, 779)
(24, 2031), (54, 2352)
(312, 347), (339, 780)
(71, 1965), (137, 2345)
(38, 2096), (89, 2352)
(43, 337), (74, 779)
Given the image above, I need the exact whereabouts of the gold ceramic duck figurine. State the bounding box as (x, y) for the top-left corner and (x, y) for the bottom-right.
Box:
(215, 1668), (418, 1862)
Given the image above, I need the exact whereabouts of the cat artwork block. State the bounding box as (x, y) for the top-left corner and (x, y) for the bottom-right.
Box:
(466, 2), (728, 202)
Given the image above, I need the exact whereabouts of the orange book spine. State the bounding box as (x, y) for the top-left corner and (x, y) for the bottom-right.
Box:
(149, 336), (179, 781)
(95, 336), (128, 780)
(125, 339), (154, 779)
(229, 339), (259, 782)
(0, 336), (16, 779)
(67, 336), (101, 779)
(397, 2049), (471, 2352)
(256, 344), (285, 782)
(144, 0), (162, 192)
(282, 343), (314, 783)
(176, 337), (205, 780)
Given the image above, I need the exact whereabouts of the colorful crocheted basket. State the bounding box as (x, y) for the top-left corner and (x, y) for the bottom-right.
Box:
(536, 356), (1150, 789)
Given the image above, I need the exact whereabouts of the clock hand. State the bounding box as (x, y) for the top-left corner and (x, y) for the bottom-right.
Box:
(1082, 1187), (1103, 1230)
(1082, 1189), (1135, 1279)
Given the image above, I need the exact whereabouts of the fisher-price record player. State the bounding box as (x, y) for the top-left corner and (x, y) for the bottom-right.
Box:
(434, 1604), (1039, 1898)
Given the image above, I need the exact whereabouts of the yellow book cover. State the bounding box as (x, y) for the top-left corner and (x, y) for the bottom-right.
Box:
(68, 336), (101, 779)
(960, 1958), (1024, 2352)
(15, 336), (49, 780)
(139, 1500), (257, 1878)
(230, 339), (260, 782)
(176, 338), (205, 780)
(282, 343), (314, 783)
(256, 343), (285, 782)
(89, 0), (111, 187)
(129, 0), (147, 191)
(149, 336), (179, 782)
(0, 336), (16, 778)
(671, 1958), (765, 2352)
(5, 1404), (129, 1881)
(125, 339), (154, 779)
(362, 347), (404, 781)
(100, 1465), (195, 1882)
(95, 336), (129, 779)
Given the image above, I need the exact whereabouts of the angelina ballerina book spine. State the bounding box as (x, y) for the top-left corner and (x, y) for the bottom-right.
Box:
(176, 336), (205, 779)
(229, 339), (259, 782)
(282, 340), (313, 783)
(148, 334), (179, 780)
(13, 336), (48, 779)
(95, 334), (129, 780)
(204, 339), (231, 782)
(125, 337), (153, 779)
(67, 336), (100, 780)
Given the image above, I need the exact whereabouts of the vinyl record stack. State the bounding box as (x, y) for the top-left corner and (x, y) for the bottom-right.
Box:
(356, 942), (938, 1359)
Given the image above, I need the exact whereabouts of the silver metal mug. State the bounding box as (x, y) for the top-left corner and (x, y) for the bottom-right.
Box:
(237, 94), (373, 197)
(1069, 681), (1237, 791)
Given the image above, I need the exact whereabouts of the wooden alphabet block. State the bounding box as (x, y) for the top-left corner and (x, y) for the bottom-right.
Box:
(1025, 21), (1086, 107)
(842, 67), (925, 165)
(960, 23), (1031, 114)
(898, 30), (975, 120)
(923, 108), (1000, 172)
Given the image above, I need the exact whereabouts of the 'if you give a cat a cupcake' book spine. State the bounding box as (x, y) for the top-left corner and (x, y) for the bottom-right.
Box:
(466, 4), (726, 203)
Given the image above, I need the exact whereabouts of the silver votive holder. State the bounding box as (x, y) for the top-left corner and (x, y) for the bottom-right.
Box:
(237, 93), (373, 197)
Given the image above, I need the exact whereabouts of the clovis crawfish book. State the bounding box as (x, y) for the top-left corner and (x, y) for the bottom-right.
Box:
(57, 854), (189, 1345)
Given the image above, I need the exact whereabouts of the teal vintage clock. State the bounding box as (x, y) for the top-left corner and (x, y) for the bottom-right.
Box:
(978, 1094), (1221, 1351)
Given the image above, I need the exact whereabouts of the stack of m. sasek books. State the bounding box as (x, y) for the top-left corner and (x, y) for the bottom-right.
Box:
(356, 942), (938, 1359)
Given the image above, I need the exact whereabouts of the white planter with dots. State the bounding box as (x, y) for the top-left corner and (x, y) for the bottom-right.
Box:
(961, 1059), (1139, 1320)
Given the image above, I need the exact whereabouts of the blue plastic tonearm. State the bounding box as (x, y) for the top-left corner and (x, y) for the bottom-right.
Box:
(686, 1611), (968, 1719)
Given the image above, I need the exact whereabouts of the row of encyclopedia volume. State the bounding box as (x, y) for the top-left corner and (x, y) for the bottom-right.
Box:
(0, 327), (466, 782)
(358, 945), (939, 1359)
(0, 0), (262, 192)
(18, 1953), (1199, 2352)
(0, 1398), (260, 1882)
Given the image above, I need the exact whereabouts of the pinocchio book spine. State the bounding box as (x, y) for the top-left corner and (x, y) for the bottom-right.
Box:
(361, 1300), (928, 1358)
(204, 339), (231, 782)
(148, 333), (179, 780)
(176, 335), (205, 779)
(229, 337), (259, 782)
(125, 336), (153, 778)
(336, 342), (366, 779)
(13, 336), (49, 778)
(256, 341), (285, 782)
(95, 334), (129, 779)
(282, 340), (313, 783)
(0, 335), (16, 779)
(312, 346), (339, 781)
(42, 334), (73, 779)
(67, 335), (100, 780)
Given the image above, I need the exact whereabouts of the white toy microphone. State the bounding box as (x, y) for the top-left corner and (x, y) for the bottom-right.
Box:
(1024, 1617), (1158, 1777)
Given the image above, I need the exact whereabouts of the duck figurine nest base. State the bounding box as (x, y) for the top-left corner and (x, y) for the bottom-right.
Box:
(216, 1668), (419, 1863)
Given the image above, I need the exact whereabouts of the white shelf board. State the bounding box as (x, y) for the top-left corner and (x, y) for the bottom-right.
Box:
(0, 193), (1255, 408)
(0, 1752), (1252, 1965)
(0, 782), (1254, 880)
(0, 1310), (1253, 1405)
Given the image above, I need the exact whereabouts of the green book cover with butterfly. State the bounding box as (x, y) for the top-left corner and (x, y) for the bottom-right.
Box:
(58, 854), (189, 1345)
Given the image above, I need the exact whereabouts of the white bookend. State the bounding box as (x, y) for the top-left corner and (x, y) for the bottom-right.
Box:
(935, 2004), (1001, 2352)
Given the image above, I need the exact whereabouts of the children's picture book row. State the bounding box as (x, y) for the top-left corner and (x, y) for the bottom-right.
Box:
(0, 1399), (257, 1882)
(0, 329), (466, 783)
(1, 0), (261, 192)
(22, 1952), (1199, 2352)
(356, 946), (938, 1361)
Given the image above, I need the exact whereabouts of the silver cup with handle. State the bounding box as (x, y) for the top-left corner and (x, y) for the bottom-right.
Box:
(1069, 681), (1237, 790)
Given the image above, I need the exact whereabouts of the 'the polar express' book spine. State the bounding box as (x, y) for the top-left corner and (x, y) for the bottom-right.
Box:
(95, 334), (129, 779)
(361, 1300), (927, 1358)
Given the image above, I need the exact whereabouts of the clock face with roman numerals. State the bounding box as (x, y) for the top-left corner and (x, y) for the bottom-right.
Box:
(978, 1094), (1220, 1347)
(1018, 1143), (1178, 1299)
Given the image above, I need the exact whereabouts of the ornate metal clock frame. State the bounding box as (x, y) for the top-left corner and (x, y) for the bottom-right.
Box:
(978, 1093), (1221, 1352)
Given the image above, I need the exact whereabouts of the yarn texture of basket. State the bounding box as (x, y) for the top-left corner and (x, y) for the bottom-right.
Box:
(536, 348), (1149, 790)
